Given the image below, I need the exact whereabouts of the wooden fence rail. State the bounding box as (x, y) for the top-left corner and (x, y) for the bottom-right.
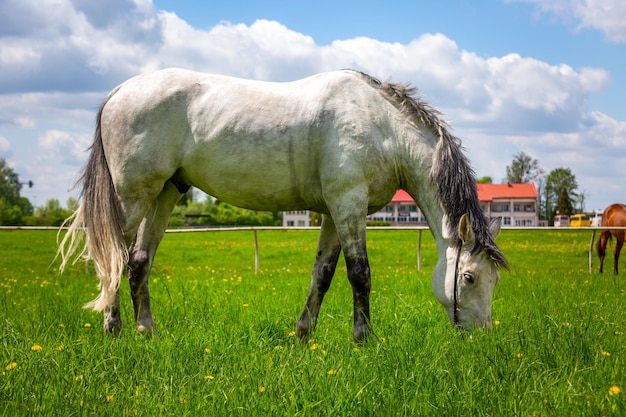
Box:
(3, 225), (626, 274)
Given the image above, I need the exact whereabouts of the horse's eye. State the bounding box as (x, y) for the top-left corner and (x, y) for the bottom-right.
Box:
(463, 273), (474, 284)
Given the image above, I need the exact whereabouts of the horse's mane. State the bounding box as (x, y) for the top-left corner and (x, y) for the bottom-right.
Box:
(352, 70), (508, 269)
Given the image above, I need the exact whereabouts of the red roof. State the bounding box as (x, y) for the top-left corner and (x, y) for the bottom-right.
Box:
(476, 183), (537, 202)
(390, 189), (415, 203)
(390, 183), (537, 204)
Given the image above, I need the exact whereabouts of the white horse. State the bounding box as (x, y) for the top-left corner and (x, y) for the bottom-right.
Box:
(58, 69), (507, 341)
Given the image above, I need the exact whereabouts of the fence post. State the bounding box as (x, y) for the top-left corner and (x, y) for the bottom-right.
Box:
(254, 229), (259, 274)
(589, 229), (596, 274)
(417, 229), (422, 272)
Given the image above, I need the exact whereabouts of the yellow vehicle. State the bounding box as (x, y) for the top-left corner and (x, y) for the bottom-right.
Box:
(569, 213), (591, 227)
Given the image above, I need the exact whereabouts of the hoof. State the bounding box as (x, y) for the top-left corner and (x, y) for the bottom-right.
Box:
(353, 325), (373, 343)
(136, 324), (158, 339)
(295, 324), (310, 342)
(103, 317), (123, 337)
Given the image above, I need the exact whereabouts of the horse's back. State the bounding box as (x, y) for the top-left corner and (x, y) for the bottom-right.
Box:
(99, 69), (402, 212)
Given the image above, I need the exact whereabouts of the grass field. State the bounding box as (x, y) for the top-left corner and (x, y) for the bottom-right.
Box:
(0, 228), (624, 416)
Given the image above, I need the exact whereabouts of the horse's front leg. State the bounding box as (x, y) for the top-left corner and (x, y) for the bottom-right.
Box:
(297, 215), (341, 341)
(345, 253), (372, 342)
(331, 204), (372, 342)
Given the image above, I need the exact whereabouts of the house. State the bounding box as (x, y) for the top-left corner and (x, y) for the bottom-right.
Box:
(283, 183), (539, 227)
(366, 183), (538, 227)
(366, 190), (426, 225)
(282, 210), (311, 227)
(477, 183), (538, 227)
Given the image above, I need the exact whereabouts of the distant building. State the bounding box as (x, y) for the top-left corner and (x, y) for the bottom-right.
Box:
(366, 190), (426, 225)
(477, 183), (539, 227)
(283, 183), (539, 227)
(282, 210), (311, 227)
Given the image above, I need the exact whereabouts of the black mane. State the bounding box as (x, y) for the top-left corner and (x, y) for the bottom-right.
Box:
(354, 70), (508, 269)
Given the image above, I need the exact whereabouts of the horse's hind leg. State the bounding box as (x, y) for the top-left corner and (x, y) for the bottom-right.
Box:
(296, 214), (342, 341)
(128, 181), (184, 337)
(598, 231), (609, 273)
(614, 236), (624, 275)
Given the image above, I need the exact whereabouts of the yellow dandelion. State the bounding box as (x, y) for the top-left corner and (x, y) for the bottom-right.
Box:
(106, 394), (114, 402)
(494, 320), (501, 326)
(602, 351), (611, 356)
(179, 397), (186, 404)
(516, 352), (524, 359)
(74, 375), (83, 382)
(84, 323), (91, 328)
(327, 369), (337, 375)
(57, 345), (65, 351)
(274, 345), (283, 350)
(204, 375), (215, 380)
(204, 347), (210, 353)
(609, 386), (621, 396)
(242, 303), (249, 307)
(258, 386), (266, 393)
(379, 337), (386, 343)
(5, 362), (17, 371)
(31, 344), (42, 352)
(288, 331), (296, 337)
(58, 323), (65, 329)
(309, 343), (318, 351)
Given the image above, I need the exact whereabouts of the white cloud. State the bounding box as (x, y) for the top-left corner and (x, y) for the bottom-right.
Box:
(37, 130), (91, 166)
(510, 0), (626, 43)
(0, 135), (10, 156)
(1, 0), (624, 210)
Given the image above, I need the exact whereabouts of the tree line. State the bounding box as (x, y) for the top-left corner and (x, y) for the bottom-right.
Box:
(1, 154), (581, 227)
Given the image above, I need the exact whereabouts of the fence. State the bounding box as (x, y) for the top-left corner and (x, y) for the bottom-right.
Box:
(3, 225), (626, 274)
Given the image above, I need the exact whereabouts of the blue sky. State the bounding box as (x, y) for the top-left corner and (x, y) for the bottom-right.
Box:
(1, 0), (625, 211)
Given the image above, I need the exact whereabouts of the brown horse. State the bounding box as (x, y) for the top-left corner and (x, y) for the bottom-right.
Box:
(596, 203), (626, 274)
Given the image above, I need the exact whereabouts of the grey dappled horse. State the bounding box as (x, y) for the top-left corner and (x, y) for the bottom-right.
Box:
(59, 69), (508, 341)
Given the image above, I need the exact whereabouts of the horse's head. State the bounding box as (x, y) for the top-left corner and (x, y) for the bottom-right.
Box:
(432, 214), (503, 331)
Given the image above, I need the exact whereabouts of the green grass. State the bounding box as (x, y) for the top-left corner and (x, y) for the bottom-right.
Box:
(0, 229), (624, 416)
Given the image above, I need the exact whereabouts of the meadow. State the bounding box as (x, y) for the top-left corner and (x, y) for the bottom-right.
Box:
(0, 228), (624, 416)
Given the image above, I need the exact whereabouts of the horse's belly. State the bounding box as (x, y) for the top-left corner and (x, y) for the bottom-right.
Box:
(185, 160), (325, 212)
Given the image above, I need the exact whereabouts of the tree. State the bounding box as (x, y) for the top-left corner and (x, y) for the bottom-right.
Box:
(476, 176), (493, 184)
(556, 187), (574, 215)
(545, 167), (578, 220)
(505, 152), (551, 220)
(505, 152), (543, 183)
(0, 158), (33, 225)
(32, 199), (73, 226)
(574, 191), (587, 212)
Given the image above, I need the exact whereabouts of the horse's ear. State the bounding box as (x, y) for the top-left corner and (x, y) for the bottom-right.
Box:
(458, 213), (475, 247)
(489, 217), (502, 239)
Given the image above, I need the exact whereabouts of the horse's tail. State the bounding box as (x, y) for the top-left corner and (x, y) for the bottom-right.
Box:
(57, 92), (128, 311)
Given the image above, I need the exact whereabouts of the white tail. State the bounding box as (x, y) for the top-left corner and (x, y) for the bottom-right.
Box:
(57, 94), (128, 311)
